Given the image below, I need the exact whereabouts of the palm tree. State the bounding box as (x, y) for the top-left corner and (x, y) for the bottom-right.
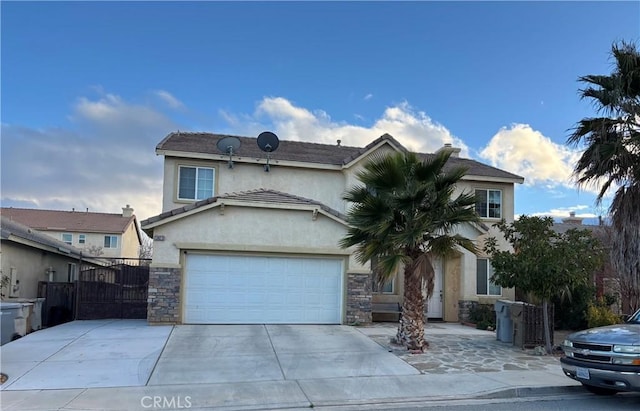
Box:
(340, 150), (480, 351)
(567, 41), (640, 314)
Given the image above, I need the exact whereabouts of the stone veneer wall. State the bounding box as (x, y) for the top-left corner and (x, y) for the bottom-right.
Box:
(458, 300), (478, 323)
(346, 272), (372, 324)
(148, 267), (181, 324)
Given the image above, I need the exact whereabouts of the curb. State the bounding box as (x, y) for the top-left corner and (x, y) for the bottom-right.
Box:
(474, 385), (586, 399)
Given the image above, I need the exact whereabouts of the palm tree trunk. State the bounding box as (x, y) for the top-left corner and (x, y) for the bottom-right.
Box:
(396, 265), (426, 351)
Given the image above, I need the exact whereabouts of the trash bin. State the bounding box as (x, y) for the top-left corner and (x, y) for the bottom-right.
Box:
(511, 302), (554, 348)
(494, 299), (514, 343)
(13, 302), (33, 337)
(1, 302), (22, 345)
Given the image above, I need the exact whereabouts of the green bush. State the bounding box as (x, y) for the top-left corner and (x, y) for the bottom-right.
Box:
(552, 283), (595, 330)
(587, 298), (620, 328)
(469, 304), (496, 330)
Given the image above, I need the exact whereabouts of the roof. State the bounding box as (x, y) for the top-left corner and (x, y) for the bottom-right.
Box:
(141, 188), (346, 228)
(1, 207), (137, 235)
(156, 132), (524, 182)
(552, 222), (604, 235)
(1, 216), (84, 257)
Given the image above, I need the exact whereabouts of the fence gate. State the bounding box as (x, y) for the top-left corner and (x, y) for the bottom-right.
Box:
(76, 259), (150, 320)
(38, 281), (76, 327)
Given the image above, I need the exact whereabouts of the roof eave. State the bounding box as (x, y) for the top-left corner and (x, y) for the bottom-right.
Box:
(157, 149), (343, 170)
(461, 175), (525, 184)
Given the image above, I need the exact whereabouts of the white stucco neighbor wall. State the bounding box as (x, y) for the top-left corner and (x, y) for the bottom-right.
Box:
(151, 205), (365, 272)
(37, 228), (140, 259)
(120, 223), (141, 259)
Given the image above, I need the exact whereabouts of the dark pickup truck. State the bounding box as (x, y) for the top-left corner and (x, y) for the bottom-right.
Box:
(560, 308), (640, 395)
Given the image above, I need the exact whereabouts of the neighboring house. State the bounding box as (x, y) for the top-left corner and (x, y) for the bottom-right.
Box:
(1, 206), (142, 259)
(141, 132), (524, 325)
(0, 216), (103, 299)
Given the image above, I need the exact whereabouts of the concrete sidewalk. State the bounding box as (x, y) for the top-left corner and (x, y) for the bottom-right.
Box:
(1, 321), (583, 411)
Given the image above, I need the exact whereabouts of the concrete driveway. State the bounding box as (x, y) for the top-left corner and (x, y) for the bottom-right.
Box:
(1, 320), (418, 390)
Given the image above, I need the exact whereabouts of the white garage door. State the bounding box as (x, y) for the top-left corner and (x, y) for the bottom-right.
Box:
(184, 254), (344, 324)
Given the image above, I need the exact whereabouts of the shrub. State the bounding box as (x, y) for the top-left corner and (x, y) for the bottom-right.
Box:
(587, 298), (620, 328)
(553, 283), (595, 330)
(469, 304), (496, 330)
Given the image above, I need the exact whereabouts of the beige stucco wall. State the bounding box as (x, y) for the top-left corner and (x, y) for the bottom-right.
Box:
(151, 205), (365, 272)
(153, 145), (521, 321)
(162, 157), (348, 214)
(0, 241), (81, 299)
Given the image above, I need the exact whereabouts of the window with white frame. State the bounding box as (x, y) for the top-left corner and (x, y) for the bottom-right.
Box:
(475, 189), (502, 219)
(78, 234), (86, 244)
(178, 166), (214, 200)
(62, 233), (73, 245)
(373, 278), (394, 294)
(477, 258), (501, 296)
(104, 235), (118, 248)
(371, 257), (395, 294)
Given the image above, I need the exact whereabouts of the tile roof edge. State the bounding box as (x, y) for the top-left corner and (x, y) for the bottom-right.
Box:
(141, 189), (347, 227)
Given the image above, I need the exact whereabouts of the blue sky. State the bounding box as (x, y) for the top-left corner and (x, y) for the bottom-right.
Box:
(2, 1), (639, 222)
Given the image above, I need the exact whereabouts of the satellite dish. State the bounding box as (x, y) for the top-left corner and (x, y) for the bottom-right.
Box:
(257, 131), (280, 152)
(216, 136), (241, 168)
(257, 132), (279, 172)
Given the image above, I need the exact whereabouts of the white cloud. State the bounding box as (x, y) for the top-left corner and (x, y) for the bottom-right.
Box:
(2, 92), (177, 221)
(529, 205), (597, 219)
(5, 93), (609, 225)
(224, 97), (469, 156)
(479, 124), (581, 188)
(364, 93), (373, 101)
(154, 90), (185, 109)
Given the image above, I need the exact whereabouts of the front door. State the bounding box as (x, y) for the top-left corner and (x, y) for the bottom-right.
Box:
(427, 258), (443, 319)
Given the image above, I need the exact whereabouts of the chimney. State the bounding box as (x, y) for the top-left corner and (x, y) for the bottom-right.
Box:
(122, 204), (134, 218)
(435, 142), (461, 158)
(337, 139), (341, 147)
(562, 211), (583, 225)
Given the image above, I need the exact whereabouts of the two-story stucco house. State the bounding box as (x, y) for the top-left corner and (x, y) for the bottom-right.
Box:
(141, 132), (523, 325)
(1, 206), (142, 259)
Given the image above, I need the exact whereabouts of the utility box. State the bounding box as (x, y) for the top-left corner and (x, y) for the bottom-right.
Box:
(1, 302), (22, 345)
(494, 299), (514, 343)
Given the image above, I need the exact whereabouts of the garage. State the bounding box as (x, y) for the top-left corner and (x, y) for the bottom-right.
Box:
(183, 253), (344, 324)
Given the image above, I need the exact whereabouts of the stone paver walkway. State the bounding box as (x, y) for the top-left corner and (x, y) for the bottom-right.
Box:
(358, 322), (562, 375)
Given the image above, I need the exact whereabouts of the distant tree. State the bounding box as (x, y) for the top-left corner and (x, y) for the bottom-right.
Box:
(86, 245), (104, 257)
(0, 275), (10, 299)
(567, 41), (640, 314)
(484, 216), (605, 353)
(139, 234), (153, 260)
(340, 150), (480, 351)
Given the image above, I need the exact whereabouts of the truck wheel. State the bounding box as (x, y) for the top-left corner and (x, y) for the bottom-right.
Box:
(582, 384), (618, 396)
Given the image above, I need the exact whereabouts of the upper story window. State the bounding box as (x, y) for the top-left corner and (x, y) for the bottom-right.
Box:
(477, 258), (501, 296)
(62, 233), (72, 245)
(78, 234), (86, 244)
(104, 235), (118, 248)
(178, 166), (214, 201)
(475, 189), (502, 219)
